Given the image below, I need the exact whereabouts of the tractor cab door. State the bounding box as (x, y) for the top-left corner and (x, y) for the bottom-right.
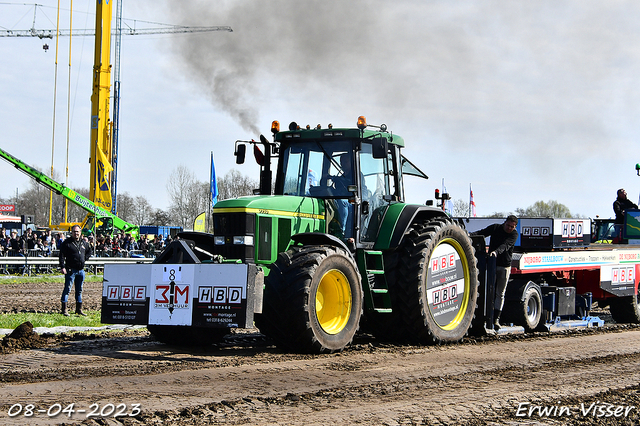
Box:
(358, 143), (396, 243)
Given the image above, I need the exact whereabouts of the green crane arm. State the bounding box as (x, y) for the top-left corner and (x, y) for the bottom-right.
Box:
(0, 147), (138, 237)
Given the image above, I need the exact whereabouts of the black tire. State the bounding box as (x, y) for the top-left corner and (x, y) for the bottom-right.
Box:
(609, 294), (640, 324)
(255, 245), (363, 354)
(147, 325), (229, 346)
(394, 218), (479, 344)
(516, 286), (543, 332)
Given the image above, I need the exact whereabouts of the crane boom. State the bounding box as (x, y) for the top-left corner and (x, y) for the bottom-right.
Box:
(0, 26), (233, 38)
(0, 147), (139, 238)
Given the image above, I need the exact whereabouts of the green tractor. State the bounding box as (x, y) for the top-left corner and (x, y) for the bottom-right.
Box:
(108, 116), (479, 353)
(219, 117), (478, 352)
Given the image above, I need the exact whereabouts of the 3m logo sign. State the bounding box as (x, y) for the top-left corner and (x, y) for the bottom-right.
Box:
(107, 285), (146, 301)
(155, 284), (190, 305)
(562, 221), (584, 238)
(198, 286), (243, 304)
(612, 267), (635, 284)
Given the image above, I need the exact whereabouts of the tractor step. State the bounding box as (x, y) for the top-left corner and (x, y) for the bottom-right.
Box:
(360, 250), (392, 311)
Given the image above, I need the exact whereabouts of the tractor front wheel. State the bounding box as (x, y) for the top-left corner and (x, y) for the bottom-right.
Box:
(256, 245), (363, 353)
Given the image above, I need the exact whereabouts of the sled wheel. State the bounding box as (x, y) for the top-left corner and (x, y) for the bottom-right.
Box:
(519, 286), (543, 332)
(609, 294), (640, 324)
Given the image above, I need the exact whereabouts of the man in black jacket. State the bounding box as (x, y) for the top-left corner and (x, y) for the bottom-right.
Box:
(472, 215), (518, 330)
(58, 225), (92, 316)
(613, 188), (638, 225)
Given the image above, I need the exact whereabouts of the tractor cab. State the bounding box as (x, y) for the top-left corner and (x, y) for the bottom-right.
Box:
(269, 117), (427, 247)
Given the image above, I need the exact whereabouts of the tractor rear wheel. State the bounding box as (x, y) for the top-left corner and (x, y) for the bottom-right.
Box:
(147, 325), (229, 346)
(256, 245), (363, 353)
(394, 218), (478, 344)
(609, 294), (640, 324)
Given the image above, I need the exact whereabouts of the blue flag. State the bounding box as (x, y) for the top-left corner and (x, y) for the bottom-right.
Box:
(210, 152), (218, 207)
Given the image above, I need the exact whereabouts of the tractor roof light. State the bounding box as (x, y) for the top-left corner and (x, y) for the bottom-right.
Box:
(357, 116), (367, 130)
(271, 120), (280, 134)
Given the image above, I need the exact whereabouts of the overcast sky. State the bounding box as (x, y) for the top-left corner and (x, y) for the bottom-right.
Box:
(1, 0), (639, 220)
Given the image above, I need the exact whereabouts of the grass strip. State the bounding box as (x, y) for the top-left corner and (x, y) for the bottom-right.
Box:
(0, 311), (104, 330)
(0, 274), (103, 285)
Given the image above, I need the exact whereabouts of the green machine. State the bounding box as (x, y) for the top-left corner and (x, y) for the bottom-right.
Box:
(102, 117), (479, 353)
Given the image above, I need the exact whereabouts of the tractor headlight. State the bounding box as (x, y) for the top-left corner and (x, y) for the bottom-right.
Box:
(233, 236), (254, 245)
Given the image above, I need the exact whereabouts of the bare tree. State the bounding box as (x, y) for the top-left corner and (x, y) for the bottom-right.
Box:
(217, 169), (258, 200)
(133, 195), (153, 225)
(166, 165), (209, 228)
(452, 199), (471, 217)
(116, 192), (136, 223)
(149, 208), (171, 226)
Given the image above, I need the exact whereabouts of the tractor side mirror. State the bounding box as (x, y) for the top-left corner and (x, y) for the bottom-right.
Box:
(235, 143), (246, 164)
(372, 137), (388, 159)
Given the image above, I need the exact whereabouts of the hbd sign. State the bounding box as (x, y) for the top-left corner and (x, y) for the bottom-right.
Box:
(198, 286), (243, 304)
(562, 221), (584, 238)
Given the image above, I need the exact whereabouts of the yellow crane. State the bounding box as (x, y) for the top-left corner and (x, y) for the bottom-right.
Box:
(2, 2), (231, 223)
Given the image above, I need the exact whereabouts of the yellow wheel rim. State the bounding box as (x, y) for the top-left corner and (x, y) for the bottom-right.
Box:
(316, 269), (352, 335)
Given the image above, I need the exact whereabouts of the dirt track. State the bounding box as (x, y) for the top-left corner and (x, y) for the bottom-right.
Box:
(2, 282), (640, 425)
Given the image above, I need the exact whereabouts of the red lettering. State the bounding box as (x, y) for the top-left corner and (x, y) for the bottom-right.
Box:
(175, 285), (189, 304)
(121, 287), (132, 299)
(135, 287), (145, 300)
(155, 285), (169, 303)
(108, 286), (119, 299)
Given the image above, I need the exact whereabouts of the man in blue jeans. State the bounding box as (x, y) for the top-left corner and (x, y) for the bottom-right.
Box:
(58, 225), (92, 316)
(471, 215), (518, 330)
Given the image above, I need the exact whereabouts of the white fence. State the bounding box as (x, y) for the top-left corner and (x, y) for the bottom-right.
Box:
(0, 255), (154, 276)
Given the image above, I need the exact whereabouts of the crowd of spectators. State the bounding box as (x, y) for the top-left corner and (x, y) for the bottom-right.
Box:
(0, 227), (171, 258)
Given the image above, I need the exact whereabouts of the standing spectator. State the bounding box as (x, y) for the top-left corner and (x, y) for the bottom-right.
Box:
(0, 229), (7, 256)
(111, 235), (121, 256)
(95, 236), (106, 256)
(471, 215), (519, 331)
(614, 188), (638, 224)
(55, 233), (64, 250)
(58, 225), (92, 316)
(138, 235), (149, 257)
(9, 231), (21, 256)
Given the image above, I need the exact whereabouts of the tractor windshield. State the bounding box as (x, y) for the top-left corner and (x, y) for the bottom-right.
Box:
(279, 140), (354, 198)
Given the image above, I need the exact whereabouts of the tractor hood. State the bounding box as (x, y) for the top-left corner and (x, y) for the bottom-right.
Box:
(212, 195), (326, 219)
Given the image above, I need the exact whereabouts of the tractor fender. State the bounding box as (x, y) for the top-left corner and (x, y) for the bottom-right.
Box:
(505, 279), (541, 302)
(290, 232), (351, 254)
(374, 204), (451, 250)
